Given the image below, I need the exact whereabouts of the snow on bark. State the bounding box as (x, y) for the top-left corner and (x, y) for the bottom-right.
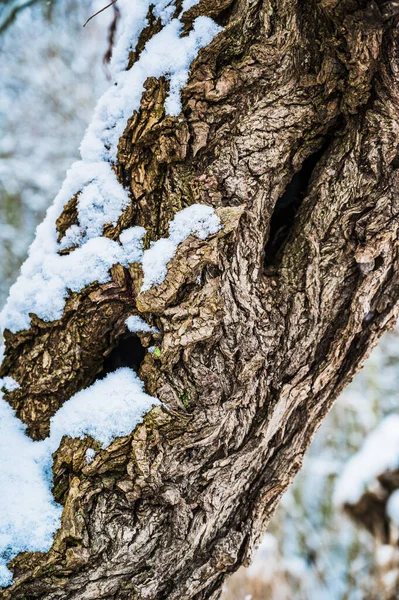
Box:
(0, 0), (221, 335)
(0, 368), (160, 587)
(0, 0), (221, 584)
(0, 202), (220, 333)
(2, 0), (399, 597)
(0, 397), (62, 589)
(126, 315), (159, 333)
(141, 204), (221, 291)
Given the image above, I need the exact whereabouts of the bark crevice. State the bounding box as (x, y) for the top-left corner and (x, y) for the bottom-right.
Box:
(263, 135), (334, 270)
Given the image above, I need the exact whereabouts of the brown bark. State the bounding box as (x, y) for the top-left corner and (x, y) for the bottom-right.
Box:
(2, 0), (399, 598)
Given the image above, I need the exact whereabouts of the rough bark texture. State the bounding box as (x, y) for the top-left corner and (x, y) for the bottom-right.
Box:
(2, 0), (399, 598)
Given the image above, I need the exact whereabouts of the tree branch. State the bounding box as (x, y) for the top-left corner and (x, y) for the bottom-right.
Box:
(82, 0), (118, 28)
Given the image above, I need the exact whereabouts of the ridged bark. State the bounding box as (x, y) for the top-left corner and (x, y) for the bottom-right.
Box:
(2, 0), (399, 598)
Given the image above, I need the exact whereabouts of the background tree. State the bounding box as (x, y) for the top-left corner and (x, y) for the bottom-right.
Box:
(1, 0), (399, 599)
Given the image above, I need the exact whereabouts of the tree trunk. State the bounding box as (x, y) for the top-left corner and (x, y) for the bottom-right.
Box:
(1, 0), (399, 598)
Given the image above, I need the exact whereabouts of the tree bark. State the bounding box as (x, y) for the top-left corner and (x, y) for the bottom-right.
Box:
(2, 0), (399, 598)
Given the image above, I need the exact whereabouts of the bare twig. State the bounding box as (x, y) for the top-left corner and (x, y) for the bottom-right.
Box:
(83, 0), (118, 28)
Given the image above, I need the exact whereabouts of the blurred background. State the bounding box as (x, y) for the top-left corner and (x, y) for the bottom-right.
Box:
(1, 2), (399, 598)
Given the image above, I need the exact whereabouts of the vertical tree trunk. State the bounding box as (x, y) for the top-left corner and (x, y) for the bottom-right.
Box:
(1, 0), (399, 598)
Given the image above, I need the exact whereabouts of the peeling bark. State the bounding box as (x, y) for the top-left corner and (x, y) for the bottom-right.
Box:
(2, 0), (399, 598)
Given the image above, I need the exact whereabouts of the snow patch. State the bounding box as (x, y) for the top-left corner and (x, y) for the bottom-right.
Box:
(1, 202), (220, 333)
(0, 377), (20, 392)
(182, 0), (201, 11)
(0, 399), (62, 589)
(0, 225), (145, 333)
(141, 204), (221, 291)
(119, 227), (146, 262)
(126, 315), (159, 333)
(49, 368), (159, 448)
(334, 415), (399, 507)
(0, 368), (160, 587)
(86, 448), (96, 465)
(82, 5), (221, 162)
(59, 162), (131, 248)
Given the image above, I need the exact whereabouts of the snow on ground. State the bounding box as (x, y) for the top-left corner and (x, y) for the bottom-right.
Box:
(0, 368), (160, 587)
(334, 414), (399, 507)
(0, 0), (222, 334)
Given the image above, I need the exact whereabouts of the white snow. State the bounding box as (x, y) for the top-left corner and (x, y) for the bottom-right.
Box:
(0, 0), (112, 308)
(182, 0), (202, 11)
(119, 227), (146, 262)
(0, 368), (160, 587)
(58, 163), (131, 248)
(85, 448), (96, 465)
(126, 315), (159, 333)
(0, 161), (135, 332)
(141, 204), (221, 291)
(0, 398), (62, 589)
(154, 0), (176, 25)
(1, 202), (220, 333)
(0, 224), (146, 333)
(49, 368), (159, 448)
(109, 0), (154, 77)
(334, 415), (399, 507)
(387, 490), (399, 525)
(0, 376), (20, 392)
(82, 3), (221, 162)
(0, 0), (221, 335)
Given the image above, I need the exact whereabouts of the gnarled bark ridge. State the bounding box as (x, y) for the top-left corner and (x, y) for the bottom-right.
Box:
(1, 0), (399, 598)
